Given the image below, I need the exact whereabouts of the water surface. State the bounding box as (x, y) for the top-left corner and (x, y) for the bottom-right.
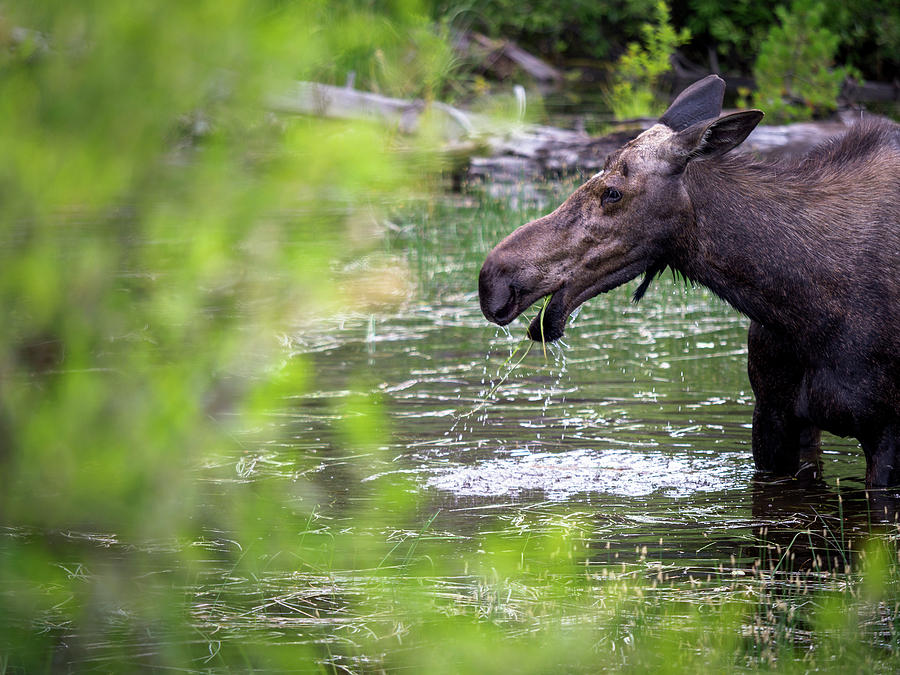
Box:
(275, 185), (875, 570)
(14, 182), (894, 671)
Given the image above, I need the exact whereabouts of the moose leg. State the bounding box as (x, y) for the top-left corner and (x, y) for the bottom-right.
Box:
(861, 424), (900, 487)
(747, 322), (821, 477)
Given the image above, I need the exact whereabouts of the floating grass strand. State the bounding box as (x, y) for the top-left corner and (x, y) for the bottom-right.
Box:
(402, 510), (441, 568)
(376, 510), (441, 570)
(809, 505), (851, 568)
(457, 296), (551, 419)
(457, 338), (534, 419)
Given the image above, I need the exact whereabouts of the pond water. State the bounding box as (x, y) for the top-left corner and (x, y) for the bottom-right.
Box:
(14, 179), (899, 672)
(195, 180), (900, 670)
(287, 182), (873, 525)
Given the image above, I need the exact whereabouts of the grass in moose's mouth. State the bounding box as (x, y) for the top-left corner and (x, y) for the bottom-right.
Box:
(538, 292), (551, 358)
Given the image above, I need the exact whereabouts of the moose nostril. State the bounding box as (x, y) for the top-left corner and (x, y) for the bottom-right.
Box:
(479, 264), (518, 324)
(492, 286), (517, 322)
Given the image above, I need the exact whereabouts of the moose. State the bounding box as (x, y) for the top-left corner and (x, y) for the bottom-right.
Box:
(479, 75), (900, 487)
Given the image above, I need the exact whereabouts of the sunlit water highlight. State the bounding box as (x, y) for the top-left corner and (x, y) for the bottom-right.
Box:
(425, 446), (754, 499)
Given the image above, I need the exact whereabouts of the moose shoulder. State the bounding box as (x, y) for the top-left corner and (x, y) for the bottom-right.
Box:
(478, 75), (900, 487)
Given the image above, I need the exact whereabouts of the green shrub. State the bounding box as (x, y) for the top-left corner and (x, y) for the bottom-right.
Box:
(676, 0), (773, 73)
(819, 0), (900, 82)
(752, 0), (850, 122)
(432, 0), (658, 63)
(676, 0), (899, 85)
(608, 1), (690, 119)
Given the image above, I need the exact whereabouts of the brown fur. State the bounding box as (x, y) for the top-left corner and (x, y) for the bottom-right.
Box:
(479, 75), (900, 487)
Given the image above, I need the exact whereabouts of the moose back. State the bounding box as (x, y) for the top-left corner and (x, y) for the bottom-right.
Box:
(478, 75), (900, 487)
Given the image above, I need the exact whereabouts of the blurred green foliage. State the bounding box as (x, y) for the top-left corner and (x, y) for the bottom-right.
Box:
(0, 0), (440, 531)
(0, 0), (443, 669)
(430, 0), (658, 62)
(751, 0), (851, 122)
(607, 1), (690, 119)
(307, 0), (457, 98)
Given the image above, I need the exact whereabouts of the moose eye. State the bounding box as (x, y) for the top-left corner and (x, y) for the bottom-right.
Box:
(601, 187), (622, 206)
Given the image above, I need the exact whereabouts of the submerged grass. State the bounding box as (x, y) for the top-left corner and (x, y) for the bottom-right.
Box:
(172, 502), (900, 673)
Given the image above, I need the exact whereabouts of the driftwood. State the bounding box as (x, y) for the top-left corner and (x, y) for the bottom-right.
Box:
(273, 81), (883, 184)
(462, 32), (563, 84)
(268, 81), (476, 141)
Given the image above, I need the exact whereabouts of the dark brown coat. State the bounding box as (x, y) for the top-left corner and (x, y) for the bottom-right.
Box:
(479, 75), (900, 486)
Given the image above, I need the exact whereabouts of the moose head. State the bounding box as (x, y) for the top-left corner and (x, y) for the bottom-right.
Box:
(478, 75), (763, 341)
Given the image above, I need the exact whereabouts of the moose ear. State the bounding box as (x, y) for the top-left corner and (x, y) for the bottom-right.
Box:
(659, 75), (726, 131)
(681, 110), (764, 161)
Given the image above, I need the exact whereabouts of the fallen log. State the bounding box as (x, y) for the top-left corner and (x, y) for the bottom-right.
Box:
(841, 79), (900, 104)
(268, 81), (476, 141)
(466, 33), (563, 84)
(272, 81), (883, 184)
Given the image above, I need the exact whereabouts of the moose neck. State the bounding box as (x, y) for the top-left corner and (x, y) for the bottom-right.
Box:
(673, 155), (849, 335)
